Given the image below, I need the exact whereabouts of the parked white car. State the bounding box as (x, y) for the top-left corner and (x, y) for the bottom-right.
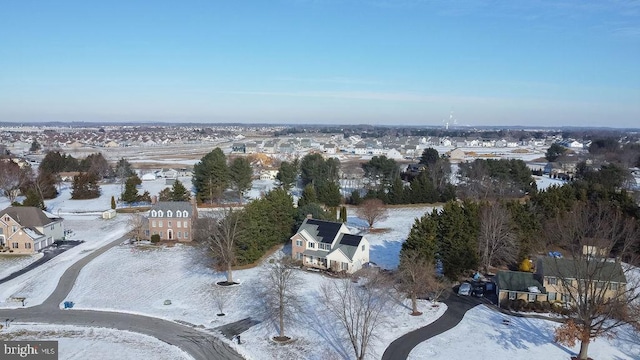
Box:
(458, 282), (472, 296)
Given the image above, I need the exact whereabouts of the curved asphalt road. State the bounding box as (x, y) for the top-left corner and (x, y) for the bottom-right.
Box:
(382, 292), (482, 360)
(0, 236), (243, 360)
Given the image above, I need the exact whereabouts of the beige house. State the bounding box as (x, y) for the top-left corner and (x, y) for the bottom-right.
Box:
(0, 207), (64, 254)
(146, 202), (195, 241)
(291, 216), (369, 274)
(536, 257), (626, 306)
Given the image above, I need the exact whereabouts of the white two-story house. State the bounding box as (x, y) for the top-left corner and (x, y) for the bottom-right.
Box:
(291, 216), (369, 274)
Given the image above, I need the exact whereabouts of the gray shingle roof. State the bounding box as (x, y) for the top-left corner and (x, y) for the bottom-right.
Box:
(150, 201), (192, 214)
(496, 271), (545, 293)
(538, 257), (626, 284)
(0, 207), (60, 227)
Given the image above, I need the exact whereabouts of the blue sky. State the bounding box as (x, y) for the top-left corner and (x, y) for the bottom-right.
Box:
(1, 0), (639, 127)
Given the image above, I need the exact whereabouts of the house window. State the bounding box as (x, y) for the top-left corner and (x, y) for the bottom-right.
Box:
(177, 231), (182, 239)
(308, 242), (315, 249)
(183, 210), (189, 217)
(12, 226), (17, 233)
(152, 221), (157, 227)
(25, 243), (31, 249)
(361, 244), (365, 251)
(547, 277), (557, 285)
(168, 221), (172, 227)
(309, 256), (314, 263)
(296, 240), (302, 247)
(184, 231), (188, 239)
(610, 282), (619, 291)
(167, 210), (173, 217)
(296, 253), (303, 260)
(561, 294), (570, 303)
(508, 292), (516, 300)
(158, 221), (163, 227)
(341, 262), (349, 270)
(183, 221), (188, 228)
(176, 211), (182, 218)
(158, 210), (163, 217)
(177, 221), (181, 228)
(145, 230), (149, 237)
(528, 294), (536, 302)
(548, 292), (557, 301)
(151, 210), (157, 217)
(12, 242), (18, 249)
(595, 281), (604, 290)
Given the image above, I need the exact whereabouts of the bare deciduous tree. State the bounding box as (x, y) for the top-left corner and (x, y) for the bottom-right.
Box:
(262, 257), (302, 340)
(0, 160), (25, 203)
(213, 285), (237, 316)
(321, 271), (394, 360)
(477, 202), (518, 273)
(546, 202), (640, 360)
(397, 250), (434, 315)
(196, 208), (242, 284)
(355, 198), (388, 229)
(127, 213), (147, 241)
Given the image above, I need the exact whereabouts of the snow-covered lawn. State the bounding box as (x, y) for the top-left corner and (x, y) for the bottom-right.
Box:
(3, 323), (193, 360)
(408, 305), (640, 360)
(66, 243), (447, 360)
(349, 205), (437, 269)
(0, 214), (130, 308)
(0, 253), (43, 279)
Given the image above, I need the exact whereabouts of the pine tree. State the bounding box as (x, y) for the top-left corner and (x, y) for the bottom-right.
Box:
(22, 188), (45, 209)
(122, 175), (142, 204)
(229, 157), (252, 204)
(401, 212), (439, 263)
(170, 180), (190, 201)
(193, 148), (229, 204)
(298, 184), (318, 207)
(71, 172), (101, 199)
(340, 206), (347, 223)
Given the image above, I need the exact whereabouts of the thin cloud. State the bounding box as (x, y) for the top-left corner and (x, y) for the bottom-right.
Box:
(272, 76), (381, 85)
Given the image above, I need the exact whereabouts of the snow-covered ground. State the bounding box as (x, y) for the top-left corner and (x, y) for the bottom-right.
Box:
(347, 205), (437, 269)
(65, 243), (447, 360)
(533, 175), (566, 191)
(3, 323), (194, 360)
(0, 253), (43, 279)
(408, 305), (640, 360)
(0, 214), (130, 308)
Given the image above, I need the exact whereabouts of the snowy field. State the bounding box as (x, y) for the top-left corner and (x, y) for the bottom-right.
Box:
(3, 324), (194, 360)
(66, 242), (447, 360)
(0, 253), (43, 279)
(408, 305), (640, 360)
(347, 205), (437, 269)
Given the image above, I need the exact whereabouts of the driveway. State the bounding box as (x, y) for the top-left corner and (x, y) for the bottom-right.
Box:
(382, 291), (482, 360)
(0, 240), (83, 285)
(0, 236), (243, 360)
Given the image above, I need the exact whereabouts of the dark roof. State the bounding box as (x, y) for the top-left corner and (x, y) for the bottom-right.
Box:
(0, 207), (60, 227)
(339, 234), (364, 247)
(298, 218), (343, 244)
(496, 271), (545, 293)
(151, 201), (192, 213)
(538, 257), (626, 284)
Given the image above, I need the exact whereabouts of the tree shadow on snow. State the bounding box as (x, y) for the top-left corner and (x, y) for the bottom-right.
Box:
(487, 310), (575, 357)
(299, 295), (352, 360)
(369, 240), (402, 270)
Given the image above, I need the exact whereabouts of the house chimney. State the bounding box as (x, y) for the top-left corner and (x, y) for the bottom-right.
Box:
(306, 214), (313, 219)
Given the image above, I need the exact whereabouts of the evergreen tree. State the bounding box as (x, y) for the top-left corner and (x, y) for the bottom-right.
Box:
(349, 190), (362, 205)
(340, 206), (347, 223)
(298, 184), (318, 207)
(401, 212), (439, 263)
(193, 148), (229, 204)
(388, 176), (407, 205)
(419, 148), (440, 166)
(115, 158), (135, 179)
(22, 188), (45, 209)
(122, 174), (142, 204)
(545, 143), (567, 162)
(71, 172), (101, 199)
(170, 180), (190, 201)
(317, 181), (342, 207)
(437, 201), (479, 280)
(229, 157), (252, 204)
(158, 188), (172, 201)
(29, 140), (41, 153)
(276, 160), (298, 189)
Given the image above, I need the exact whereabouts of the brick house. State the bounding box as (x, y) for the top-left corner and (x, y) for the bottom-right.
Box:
(146, 202), (195, 241)
(291, 216), (369, 274)
(0, 206), (64, 254)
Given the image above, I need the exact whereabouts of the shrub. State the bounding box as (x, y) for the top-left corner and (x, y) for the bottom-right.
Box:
(514, 299), (527, 311)
(150, 234), (160, 243)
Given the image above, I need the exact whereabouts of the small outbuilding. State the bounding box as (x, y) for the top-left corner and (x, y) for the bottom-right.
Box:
(102, 209), (117, 220)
